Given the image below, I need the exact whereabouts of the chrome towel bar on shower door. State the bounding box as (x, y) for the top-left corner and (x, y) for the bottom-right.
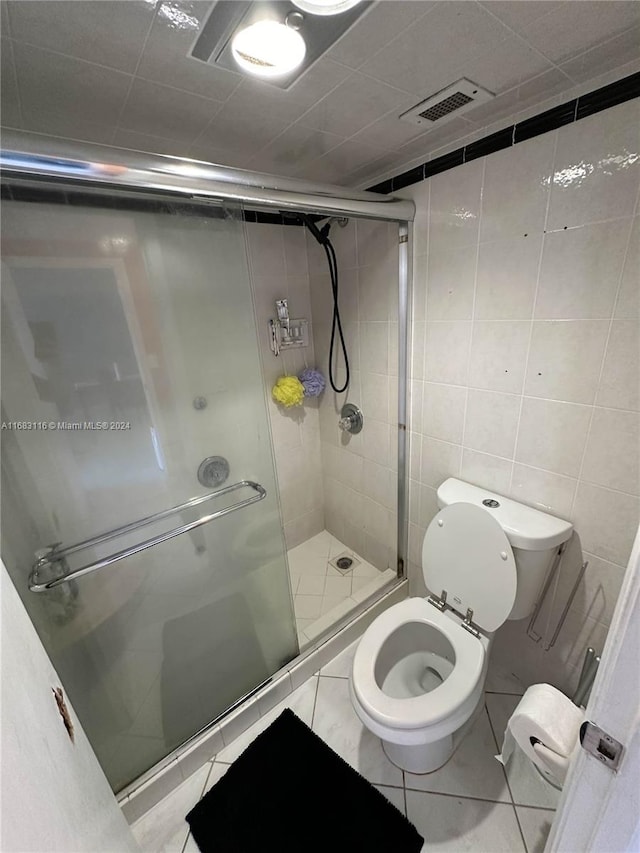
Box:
(28, 480), (267, 592)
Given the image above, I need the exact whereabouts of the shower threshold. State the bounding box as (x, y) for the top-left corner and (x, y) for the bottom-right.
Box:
(287, 531), (396, 650)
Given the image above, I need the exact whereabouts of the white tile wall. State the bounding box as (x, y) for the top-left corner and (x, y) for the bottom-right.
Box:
(309, 218), (399, 571)
(245, 222), (325, 550)
(401, 98), (640, 693)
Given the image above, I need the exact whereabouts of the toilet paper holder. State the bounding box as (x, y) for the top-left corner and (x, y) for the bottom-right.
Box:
(530, 739), (570, 787)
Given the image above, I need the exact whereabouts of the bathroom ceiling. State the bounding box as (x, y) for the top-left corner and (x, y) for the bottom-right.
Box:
(1, 0), (639, 187)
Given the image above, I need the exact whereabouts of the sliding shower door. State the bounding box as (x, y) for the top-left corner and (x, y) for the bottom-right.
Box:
(0, 190), (298, 791)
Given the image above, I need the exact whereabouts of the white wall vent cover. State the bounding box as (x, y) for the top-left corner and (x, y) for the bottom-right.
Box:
(399, 78), (494, 128)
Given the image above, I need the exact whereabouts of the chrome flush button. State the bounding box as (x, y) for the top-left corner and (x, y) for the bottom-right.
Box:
(482, 498), (500, 508)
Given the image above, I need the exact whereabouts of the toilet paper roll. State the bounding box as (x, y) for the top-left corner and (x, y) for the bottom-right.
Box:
(496, 683), (583, 783)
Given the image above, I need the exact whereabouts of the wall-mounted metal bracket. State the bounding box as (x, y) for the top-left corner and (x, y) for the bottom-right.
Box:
(526, 543), (570, 645)
(461, 607), (481, 638)
(428, 590), (447, 611)
(268, 299), (309, 356)
(580, 721), (624, 772)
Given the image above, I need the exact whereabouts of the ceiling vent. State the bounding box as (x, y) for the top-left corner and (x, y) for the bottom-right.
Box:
(400, 78), (494, 128)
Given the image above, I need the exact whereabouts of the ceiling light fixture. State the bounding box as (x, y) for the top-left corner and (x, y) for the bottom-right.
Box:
(190, 1), (372, 89)
(231, 19), (306, 78)
(291, 0), (363, 15)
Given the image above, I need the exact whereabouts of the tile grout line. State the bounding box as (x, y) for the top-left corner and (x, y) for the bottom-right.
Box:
(419, 386), (638, 417)
(484, 697), (553, 843)
(509, 126), (559, 499)
(109, 4), (159, 145)
(483, 702), (516, 805)
(402, 785), (515, 807)
(569, 187), (640, 517)
(6, 35), (137, 77)
(512, 801), (531, 852)
(458, 157), (487, 479)
(483, 700), (530, 850)
(181, 752), (233, 852)
(486, 690), (526, 697)
(218, 48), (423, 171)
(511, 802), (561, 814)
(7, 38), (25, 129)
(479, 1), (584, 86)
(309, 673), (321, 730)
(401, 770), (409, 818)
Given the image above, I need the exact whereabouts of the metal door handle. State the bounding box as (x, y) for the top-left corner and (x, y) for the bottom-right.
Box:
(29, 480), (266, 592)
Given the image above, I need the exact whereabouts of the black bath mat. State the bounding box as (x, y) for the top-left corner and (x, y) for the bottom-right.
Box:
(186, 708), (423, 853)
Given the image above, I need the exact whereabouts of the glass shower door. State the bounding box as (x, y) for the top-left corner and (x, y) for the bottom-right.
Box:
(0, 191), (298, 791)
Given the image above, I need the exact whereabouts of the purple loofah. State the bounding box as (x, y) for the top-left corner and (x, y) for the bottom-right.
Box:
(299, 368), (326, 397)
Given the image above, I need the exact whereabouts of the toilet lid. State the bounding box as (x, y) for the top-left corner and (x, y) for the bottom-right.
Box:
(422, 502), (517, 632)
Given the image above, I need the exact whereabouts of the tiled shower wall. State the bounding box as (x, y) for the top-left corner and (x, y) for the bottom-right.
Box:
(245, 222), (324, 550)
(402, 97), (639, 694)
(307, 219), (399, 571)
(247, 218), (401, 568)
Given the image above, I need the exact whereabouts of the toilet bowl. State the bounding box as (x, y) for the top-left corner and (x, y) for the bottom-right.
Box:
(350, 478), (573, 774)
(350, 597), (490, 772)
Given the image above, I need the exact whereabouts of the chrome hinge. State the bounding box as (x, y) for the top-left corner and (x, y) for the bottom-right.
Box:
(399, 234), (408, 244)
(428, 590), (447, 611)
(580, 721), (624, 772)
(461, 608), (481, 638)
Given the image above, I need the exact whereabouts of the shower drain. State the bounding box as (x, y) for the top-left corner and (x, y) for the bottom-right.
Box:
(330, 551), (361, 573)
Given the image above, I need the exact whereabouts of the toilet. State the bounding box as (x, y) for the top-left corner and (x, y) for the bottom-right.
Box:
(350, 478), (573, 774)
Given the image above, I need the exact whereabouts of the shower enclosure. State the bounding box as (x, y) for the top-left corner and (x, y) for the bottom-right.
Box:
(0, 133), (413, 793)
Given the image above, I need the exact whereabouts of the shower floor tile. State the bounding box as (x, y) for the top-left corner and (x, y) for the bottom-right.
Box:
(131, 640), (555, 853)
(287, 530), (394, 649)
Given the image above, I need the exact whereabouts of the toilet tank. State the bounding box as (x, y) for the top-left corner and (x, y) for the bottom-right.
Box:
(436, 479), (573, 621)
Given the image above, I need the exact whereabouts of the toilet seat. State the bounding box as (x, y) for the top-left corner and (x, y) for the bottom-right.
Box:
(423, 502), (517, 632)
(352, 598), (484, 731)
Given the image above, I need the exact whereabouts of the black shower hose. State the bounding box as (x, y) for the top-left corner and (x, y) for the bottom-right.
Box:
(323, 237), (350, 393)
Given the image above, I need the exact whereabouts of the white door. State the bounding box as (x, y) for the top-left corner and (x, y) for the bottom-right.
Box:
(547, 525), (640, 852)
(0, 562), (138, 853)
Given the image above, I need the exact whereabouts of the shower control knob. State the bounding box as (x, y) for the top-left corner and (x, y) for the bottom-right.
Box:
(197, 456), (230, 488)
(338, 403), (363, 435)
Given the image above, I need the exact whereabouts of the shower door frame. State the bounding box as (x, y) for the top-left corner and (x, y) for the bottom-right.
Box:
(0, 131), (415, 793)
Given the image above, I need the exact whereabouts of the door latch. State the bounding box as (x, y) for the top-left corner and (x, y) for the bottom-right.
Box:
(579, 721), (623, 772)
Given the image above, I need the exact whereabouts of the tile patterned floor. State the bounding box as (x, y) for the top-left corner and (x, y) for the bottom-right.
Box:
(287, 530), (396, 648)
(131, 640), (559, 853)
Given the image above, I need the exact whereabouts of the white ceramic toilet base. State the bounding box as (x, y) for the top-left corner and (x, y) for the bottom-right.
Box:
(382, 734), (453, 774)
